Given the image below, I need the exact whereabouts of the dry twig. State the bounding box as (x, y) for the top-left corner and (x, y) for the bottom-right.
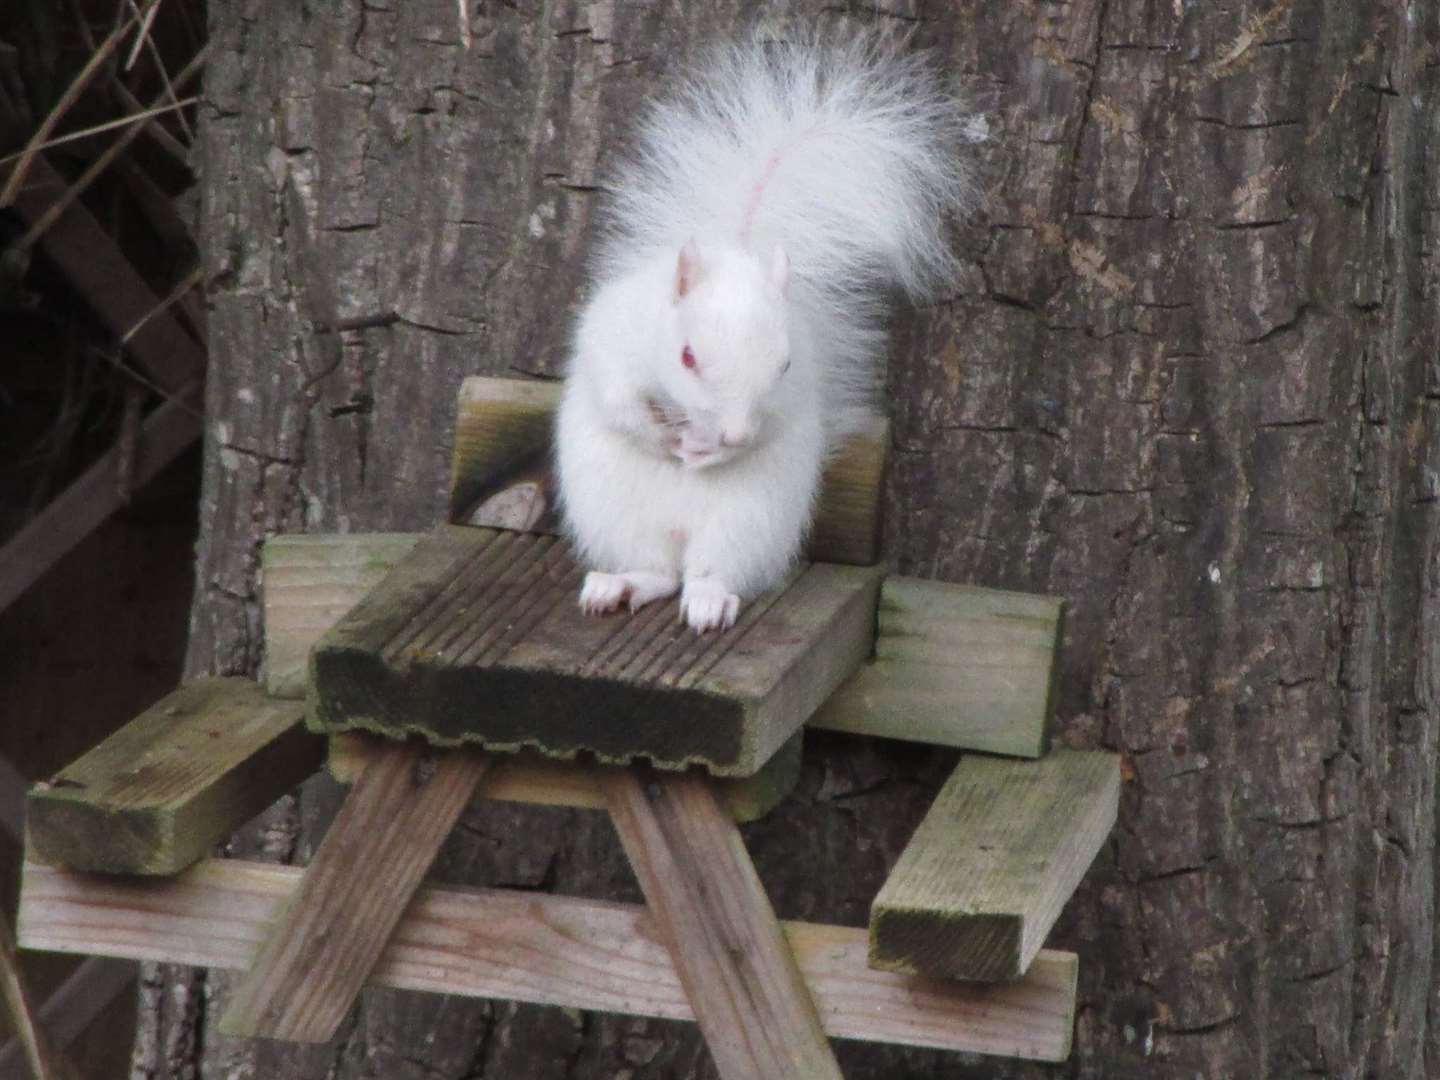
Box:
(12, 41), (211, 253)
(0, 5), (144, 207)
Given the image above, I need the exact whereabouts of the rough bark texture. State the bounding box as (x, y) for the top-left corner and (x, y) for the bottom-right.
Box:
(137, 1), (1440, 1077)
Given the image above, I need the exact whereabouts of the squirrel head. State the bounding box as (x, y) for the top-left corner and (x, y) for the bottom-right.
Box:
(654, 238), (795, 469)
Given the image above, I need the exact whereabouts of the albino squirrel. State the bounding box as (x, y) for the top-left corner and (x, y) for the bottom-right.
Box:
(556, 33), (976, 632)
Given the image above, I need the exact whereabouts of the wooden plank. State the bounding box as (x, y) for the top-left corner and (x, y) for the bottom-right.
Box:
(264, 533), (1063, 757)
(0, 913), (80, 1080)
(262, 532), (423, 698)
(603, 769), (843, 1078)
(808, 412), (888, 567)
(19, 858), (1078, 1062)
(869, 750), (1120, 983)
(13, 156), (204, 392)
(310, 525), (883, 777)
(446, 376), (887, 566)
(326, 729), (803, 823)
(217, 743), (492, 1042)
(811, 576), (1065, 758)
(0, 958), (134, 1078)
(25, 678), (322, 875)
(0, 386), (202, 615)
(447, 376), (561, 527)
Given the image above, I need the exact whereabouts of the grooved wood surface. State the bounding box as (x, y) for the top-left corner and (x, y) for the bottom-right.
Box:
(25, 678), (320, 875)
(217, 743), (492, 1042)
(325, 729), (802, 823)
(310, 525), (883, 776)
(603, 769), (842, 1079)
(21, 858), (1077, 1061)
(870, 750), (1120, 982)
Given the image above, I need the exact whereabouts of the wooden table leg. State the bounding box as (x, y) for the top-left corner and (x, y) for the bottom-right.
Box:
(602, 767), (843, 1080)
(218, 742), (492, 1042)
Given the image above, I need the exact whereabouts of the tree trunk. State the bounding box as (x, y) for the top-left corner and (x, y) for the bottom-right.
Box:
(136, 1), (1440, 1077)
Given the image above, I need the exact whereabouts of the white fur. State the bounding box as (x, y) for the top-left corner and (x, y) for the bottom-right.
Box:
(557, 32), (976, 631)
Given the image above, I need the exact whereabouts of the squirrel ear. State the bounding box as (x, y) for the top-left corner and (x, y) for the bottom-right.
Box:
(767, 244), (789, 297)
(675, 238), (702, 302)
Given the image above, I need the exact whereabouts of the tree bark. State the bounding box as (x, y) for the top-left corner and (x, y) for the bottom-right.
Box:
(136, 1), (1440, 1077)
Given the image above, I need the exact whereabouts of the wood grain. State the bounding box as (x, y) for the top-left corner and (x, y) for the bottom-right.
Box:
(25, 678), (321, 875)
(811, 576), (1064, 757)
(217, 743), (492, 1042)
(21, 858), (1077, 1061)
(325, 729), (803, 824)
(603, 769), (843, 1079)
(446, 376), (888, 566)
(309, 525), (883, 776)
(261, 532), (423, 698)
(870, 750), (1120, 982)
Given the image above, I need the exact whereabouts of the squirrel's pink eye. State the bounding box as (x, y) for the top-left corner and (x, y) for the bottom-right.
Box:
(681, 345), (697, 371)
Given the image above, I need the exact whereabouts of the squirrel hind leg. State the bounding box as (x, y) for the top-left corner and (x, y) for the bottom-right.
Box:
(579, 570), (680, 616)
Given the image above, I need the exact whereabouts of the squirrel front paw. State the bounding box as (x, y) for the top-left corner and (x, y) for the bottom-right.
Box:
(579, 571), (679, 615)
(680, 578), (741, 633)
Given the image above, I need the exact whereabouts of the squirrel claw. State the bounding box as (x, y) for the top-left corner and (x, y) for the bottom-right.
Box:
(680, 579), (741, 634)
(579, 572), (628, 615)
(580, 571), (679, 616)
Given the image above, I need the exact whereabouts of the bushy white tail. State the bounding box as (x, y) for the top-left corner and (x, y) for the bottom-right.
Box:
(597, 31), (977, 415)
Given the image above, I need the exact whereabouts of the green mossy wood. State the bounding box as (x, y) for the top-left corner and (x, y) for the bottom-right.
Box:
(869, 749), (1120, 983)
(811, 577), (1063, 757)
(327, 728), (802, 824)
(25, 678), (321, 875)
(309, 525), (883, 776)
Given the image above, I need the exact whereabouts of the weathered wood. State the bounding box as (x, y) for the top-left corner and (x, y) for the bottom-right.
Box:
(0, 912), (81, 1080)
(25, 677), (321, 875)
(811, 576), (1064, 758)
(310, 525), (883, 776)
(603, 768), (843, 1079)
(22, 858), (1077, 1061)
(448, 377), (562, 526)
(0, 385), (203, 616)
(218, 743), (493, 1042)
(326, 729), (802, 823)
(12, 155), (204, 394)
(447, 376), (888, 566)
(808, 412), (889, 567)
(0, 151), (206, 617)
(261, 532), (423, 698)
(0, 958), (134, 1079)
(266, 533), (1062, 757)
(870, 750), (1120, 983)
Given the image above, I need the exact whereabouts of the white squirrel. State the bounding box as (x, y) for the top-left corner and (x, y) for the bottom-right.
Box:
(556, 32), (976, 632)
